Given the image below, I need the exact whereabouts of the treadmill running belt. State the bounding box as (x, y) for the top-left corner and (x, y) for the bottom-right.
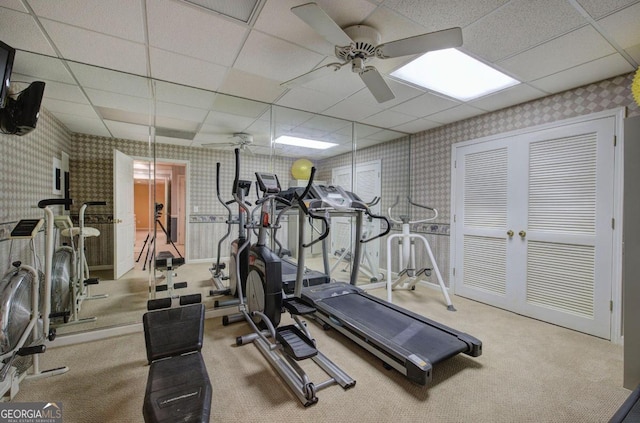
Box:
(320, 294), (469, 364)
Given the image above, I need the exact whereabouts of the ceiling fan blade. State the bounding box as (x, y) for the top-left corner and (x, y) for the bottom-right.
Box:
(291, 2), (353, 47)
(281, 62), (343, 87)
(376, 27), (463, 59)
(360, 67), (395, 103)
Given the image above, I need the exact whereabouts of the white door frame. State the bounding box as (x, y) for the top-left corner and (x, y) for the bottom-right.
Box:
(132, 156), (190, 261)
(450, 107), (626, 344)
(113, 149), (135, 279)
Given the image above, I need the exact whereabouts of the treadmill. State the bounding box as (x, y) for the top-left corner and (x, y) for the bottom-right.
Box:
(295, 184), (482, 385)
(254, 172), (329, 294)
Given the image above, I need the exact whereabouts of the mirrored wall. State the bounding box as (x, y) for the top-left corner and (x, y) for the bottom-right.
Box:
(1, 50), (412, 336)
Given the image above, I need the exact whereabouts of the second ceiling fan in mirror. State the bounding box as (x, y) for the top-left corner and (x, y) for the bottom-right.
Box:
(283, 2), (463, 103)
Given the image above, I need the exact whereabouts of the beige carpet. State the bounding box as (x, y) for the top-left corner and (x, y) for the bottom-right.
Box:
(11, 278), (632, 422)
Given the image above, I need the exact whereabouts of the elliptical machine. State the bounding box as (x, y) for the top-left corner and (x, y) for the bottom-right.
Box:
(230, 149), (355, 406)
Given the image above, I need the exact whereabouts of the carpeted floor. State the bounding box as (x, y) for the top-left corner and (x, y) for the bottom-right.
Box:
(11, 270), (632, 423)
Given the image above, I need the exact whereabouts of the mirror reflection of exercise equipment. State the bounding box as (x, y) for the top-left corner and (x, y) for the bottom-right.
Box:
(138, 203), (186, 300)
(386, 196), (455, 311)
(50, 200), (109, 326)
(0, 202), (71, 400)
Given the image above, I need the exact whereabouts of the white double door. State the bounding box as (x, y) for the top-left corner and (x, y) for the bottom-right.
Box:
(453, 116), (616, 339)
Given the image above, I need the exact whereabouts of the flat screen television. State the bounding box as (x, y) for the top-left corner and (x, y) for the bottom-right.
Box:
(0, 40), (16, 109)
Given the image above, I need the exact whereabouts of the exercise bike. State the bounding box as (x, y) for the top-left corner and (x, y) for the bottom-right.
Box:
(50, 200), (108, 325)
(0, 201), (71, 400)
(385, 196), (455, 311)
(230, 149), (355, 406)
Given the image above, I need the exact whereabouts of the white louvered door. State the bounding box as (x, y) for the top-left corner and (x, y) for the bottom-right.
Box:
(453, 117), (615, 339)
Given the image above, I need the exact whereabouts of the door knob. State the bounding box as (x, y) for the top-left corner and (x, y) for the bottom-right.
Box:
(519, 230), (526, 238)
(507, 230), (514, 237)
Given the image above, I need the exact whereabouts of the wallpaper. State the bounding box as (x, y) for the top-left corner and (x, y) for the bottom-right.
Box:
(0, 71), (637, 275)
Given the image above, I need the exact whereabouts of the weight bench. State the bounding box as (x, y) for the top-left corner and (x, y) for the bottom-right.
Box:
(154, 251), (187, 295)
(142, 303), (212, 423)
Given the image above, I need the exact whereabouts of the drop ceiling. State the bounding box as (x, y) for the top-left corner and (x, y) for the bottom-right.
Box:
(0, 0), (638, 157)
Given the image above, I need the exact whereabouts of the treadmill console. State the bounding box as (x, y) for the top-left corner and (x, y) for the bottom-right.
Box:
(311, 185), (352, 210)
(255, 172), (281, 194)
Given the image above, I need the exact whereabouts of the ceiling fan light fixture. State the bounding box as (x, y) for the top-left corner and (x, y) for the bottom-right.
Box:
(275, 135), (337, 150)
(391, 48), (519, 101)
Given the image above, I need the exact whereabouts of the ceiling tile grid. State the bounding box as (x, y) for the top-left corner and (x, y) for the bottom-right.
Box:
(0, 0), (638, 156)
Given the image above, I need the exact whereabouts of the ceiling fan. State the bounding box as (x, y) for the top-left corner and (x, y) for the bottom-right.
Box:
(201, 132), (255, 154)
(283, 2), (463, 103)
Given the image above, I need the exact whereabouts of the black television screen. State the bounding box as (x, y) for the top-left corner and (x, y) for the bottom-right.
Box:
(0, 40), (15, 110)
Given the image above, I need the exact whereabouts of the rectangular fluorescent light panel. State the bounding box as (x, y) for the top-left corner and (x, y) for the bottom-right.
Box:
(275, 135), (337, 150)
(391, 49), (519, 101)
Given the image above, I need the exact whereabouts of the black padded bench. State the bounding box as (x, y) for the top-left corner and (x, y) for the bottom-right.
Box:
(155, 250), (185, 270)
(142, 304), (212, 423)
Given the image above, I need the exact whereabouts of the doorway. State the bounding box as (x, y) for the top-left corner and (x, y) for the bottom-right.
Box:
(133, 160), (188, 265)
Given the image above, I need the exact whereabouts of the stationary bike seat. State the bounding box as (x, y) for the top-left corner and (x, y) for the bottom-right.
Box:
(61, 227), (101, 238)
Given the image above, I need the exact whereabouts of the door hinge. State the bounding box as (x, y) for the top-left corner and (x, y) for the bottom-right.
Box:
(610, 300), (613, 311)
(612, 218), (615, 229)
(453, 268), (456, 276)
(454, 214), (456, 223)
(454, 160), (457, 169)
(613, 136), (617, 147)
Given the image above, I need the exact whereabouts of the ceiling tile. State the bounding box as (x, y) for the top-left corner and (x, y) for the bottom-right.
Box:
(219, 68), (286, 104)
(497, 26), (616, 82)
(149, 47), (228, 92)
(627, 43), (640, 63)
(469, 83), (547, 111)
(529, 53), (634, 94)
(391, 117), (441, 133)
(201, 112), (255, 131)
(255, 0), (377, 56)
(360, 109), (415, 128)
(296, 61), (365, 100)
(68, 62), (151, 98)
(234, 31), (325, 82)
(463, 0), (586, 62)
(575, 0), (639, 19)
(299, 115), (351, 133)
(276, 86), (340, 113)
(34, 79), (88, 103)
(104, 120), (150, 142)
(52, 113), (111, 137)
(322, 89), (385, 121)
(365, 5), (433, 47)
(0, 8), (57, 55)
(0, 1), (27, 12)
(597, 2), (640, 49)
(41, 98), (98, 118)
(146, 0), (247, 67)
(40, 18), (148, 75)
(155, 101), (208, 123)
(389, 92), (459, 118)
(28, 0), (145, 42)
(85, 88), (153, 115)
(211, 94), (270, 118)
(426, 104), (485, 124)
(12, 53), (76, 84)
(154, 81), (217, 110)
(383, 0), (509, 30)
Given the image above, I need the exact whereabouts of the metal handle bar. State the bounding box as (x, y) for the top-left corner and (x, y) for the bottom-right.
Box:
(37, 198), (73, 208)
(302, 210), (329, 249)
(388, 195), (438, 224)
